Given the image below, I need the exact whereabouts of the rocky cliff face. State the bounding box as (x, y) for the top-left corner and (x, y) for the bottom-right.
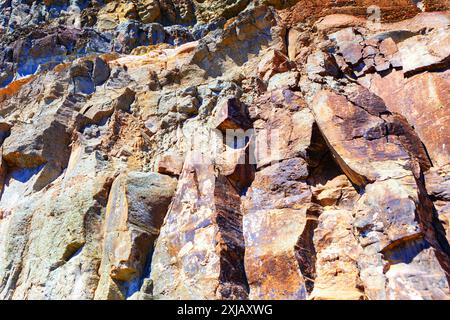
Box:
(0, 0), (449, 300)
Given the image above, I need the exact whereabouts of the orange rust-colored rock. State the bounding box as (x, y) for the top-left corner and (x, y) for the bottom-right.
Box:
(278, 0), (423, 27)
(0, 1), (449, 302)
(310, 209), (365, 300)
(369, 70), (450, 168)
(150, 152), (249, 300)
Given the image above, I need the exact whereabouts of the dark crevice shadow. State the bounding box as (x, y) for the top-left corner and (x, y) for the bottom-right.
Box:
(295, 216), (319, 294)
(7, 164), (45, 184)
(382, 235), (430, 265)
(300, 121), (362, 295)
(414, 168), (450, 284)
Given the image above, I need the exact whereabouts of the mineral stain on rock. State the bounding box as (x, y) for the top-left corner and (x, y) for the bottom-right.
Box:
(0, 0), (449, 300)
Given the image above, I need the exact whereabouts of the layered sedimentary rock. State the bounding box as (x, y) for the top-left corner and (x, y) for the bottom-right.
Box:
(0, 0), (449, 300)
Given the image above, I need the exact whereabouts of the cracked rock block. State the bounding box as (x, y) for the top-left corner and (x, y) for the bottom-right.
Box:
(383, 236), (450, 300)
(95, 171), (177, 300)
(287, 26), (310, 62)
(329, 28), (364, 66)
(311, 173), (358, 208)
(190, 6), (280, 77)
(242, 157), (312, 299)
(370, 70), (450, 169)
(354, 178), (424, 249)
(367, 68), (450, 244)
(310, 209), (365, 300)
(0, 140), (114, 299)
(425, 167), (450, 243)
(137, 0), (161, 24)
(80, 87), (136, 124)
(258, 50), (290, 81)
(249, 89), (313, 168)
(213, 97), (252, 131)
(398, 27), (450, 75)
(311, 87), (450, 300)
(306, 51), (341, 79)
(2, 93), (87, 191)
(93, 57), (111, 86)
(353, 172), (449, 300)
(241, 85), (328, 299)
(0, 118), (11, 145)
(267, 71), (299, 91)
(244, 207), (309, 300)
(156, 152), (184, 176)
(311, 89), (421, 186)
(150, 152), (248, 300)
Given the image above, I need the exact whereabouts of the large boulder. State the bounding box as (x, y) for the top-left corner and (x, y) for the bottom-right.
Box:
(95, 171), (177, 299)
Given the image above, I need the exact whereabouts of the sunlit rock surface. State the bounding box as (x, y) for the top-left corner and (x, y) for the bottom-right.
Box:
(0, 0), (449, 300)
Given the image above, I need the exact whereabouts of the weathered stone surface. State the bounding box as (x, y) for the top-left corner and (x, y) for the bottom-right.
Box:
(329, 28), (363, 65)
(2, 92), (84, 191)
(315, 14), (367, 32)
(0, 0), (449, 302)
(95, 171), (176, 299)
(244, 207), (309, 299)
(156, 152), (184, 176)
(213, 97), (252, 131)
(310, 209), (364, 300)
(249, 89), (313, 168)
(397, 27), (450, 75)
(81, 87), (136, 124)
(149, 153), (248, 300)
(383, 236), (450, 300)
(369, 70), (450, 168)
(307, 56), (449, 300)
(0, 138), (113, 300)
(242, 156), (312, 299)
(278, 0), (424, 27)
(425, 166), (450, 243)
(242, 85), (330, 299)
(358, 45), (449, 259)
(311, 89), (411, 186)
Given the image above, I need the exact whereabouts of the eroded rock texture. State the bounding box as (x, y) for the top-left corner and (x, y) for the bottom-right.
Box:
(0, 0), (449, 300)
